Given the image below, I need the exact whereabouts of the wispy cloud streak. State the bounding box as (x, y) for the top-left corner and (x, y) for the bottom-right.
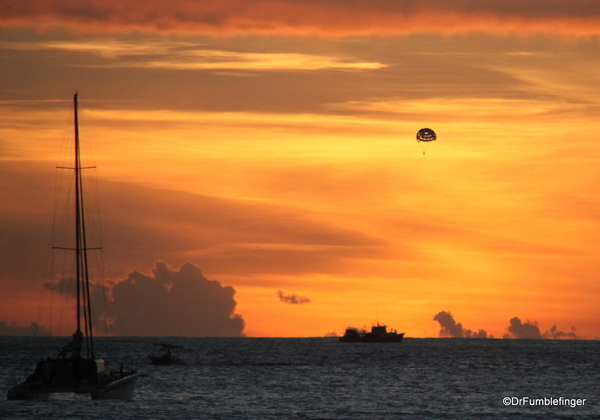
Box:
(277, 290), (311, 305)
(2, 40), (385, 71)
(2, 0), (600, 36)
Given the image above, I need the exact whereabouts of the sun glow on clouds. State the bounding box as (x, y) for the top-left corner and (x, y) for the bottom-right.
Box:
(137, 51), (385, 71)
(2, 94), (600, 336)
(336, 98), (579, 122)
(3, 40), (386, 71)
(2, 0), (600, 36)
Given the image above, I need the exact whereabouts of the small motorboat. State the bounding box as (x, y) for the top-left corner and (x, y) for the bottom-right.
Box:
(148, 344), (183, 365)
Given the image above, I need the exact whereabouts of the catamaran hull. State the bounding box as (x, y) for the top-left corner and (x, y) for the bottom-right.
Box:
(7, 373), (139, 401)
(7, 385), (49, 400)
(90, 373), (138, 400)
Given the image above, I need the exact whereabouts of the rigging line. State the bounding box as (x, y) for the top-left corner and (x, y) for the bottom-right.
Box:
(42, 188), (62, 338)
(52, 255), (73, 338)
(99, 250), (109, 337)
(33, 277), (48, 337)
(80, 107), (108, 339)
(81, 263), (90, 354)
(53, 110), (74, 246)
(43, 173), (70, 336)
(48, 251), (55, 336)
(88, 162), (109, 338)
(49, 112), (73, 335)
(77, 103), (101, 238)
(43, 105), (75, 338)
(35, 236), (62, 337)
(89, 239), (108, 337)
(62, 259), (77, 337)
(53, 165), (74, 250)
(35, 217), (60, 338)
(80, 190), (95, 358)
(77, 99), (94, 162)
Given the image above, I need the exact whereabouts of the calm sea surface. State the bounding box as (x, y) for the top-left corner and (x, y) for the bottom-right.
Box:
(1, 337), (598, 419)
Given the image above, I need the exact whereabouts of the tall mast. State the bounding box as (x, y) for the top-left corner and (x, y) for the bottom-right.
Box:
(54, 93), (98, 359)
(74, 93), (82, 336)
(73, 92), (95, 358)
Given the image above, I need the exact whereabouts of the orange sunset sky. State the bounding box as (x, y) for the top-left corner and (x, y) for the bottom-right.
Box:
(1, 0), (600, 338)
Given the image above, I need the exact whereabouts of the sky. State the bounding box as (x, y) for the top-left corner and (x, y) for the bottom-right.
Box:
(1, 0), (600, 338)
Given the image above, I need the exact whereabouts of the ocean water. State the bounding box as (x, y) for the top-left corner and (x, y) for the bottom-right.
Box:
(1, 337), (598, 419)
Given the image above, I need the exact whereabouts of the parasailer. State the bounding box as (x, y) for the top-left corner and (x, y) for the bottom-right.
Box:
(416, 128), (436, 155)
(416, 128), (436, 142)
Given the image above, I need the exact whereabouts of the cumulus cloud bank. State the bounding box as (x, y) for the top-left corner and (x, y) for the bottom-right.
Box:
(503, 317), (581, 339)
(108, 262), (244, 336)
(504, 317), (543, 339)
(433, 311), (489, 338)
(43, 261), (244, 337)
(433, 313), (583, 339)
(0, 320), (49, 336)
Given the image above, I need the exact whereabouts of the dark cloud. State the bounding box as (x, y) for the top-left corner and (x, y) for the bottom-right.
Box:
(107, 262), (244, 336)
(433, 311), (488, 338)
(504, 317), (582, 339)
(1, 1), (600, 36)
(0, 320), (49, 336)
(504, 317), (542, 339)
(42, 262), (245, 337)
(544, 325), (582, 340)
(44, 276), (105, 301)
(277, 290), (311, 305)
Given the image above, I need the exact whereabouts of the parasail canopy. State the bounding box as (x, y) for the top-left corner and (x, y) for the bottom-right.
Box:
(416, 128), (436, 142)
